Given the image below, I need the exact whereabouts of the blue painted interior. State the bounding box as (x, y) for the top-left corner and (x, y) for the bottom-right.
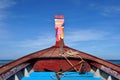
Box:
(21, 72), (102, 80)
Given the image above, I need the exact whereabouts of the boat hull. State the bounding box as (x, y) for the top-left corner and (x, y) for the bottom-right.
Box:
(33, 59), (91, 72)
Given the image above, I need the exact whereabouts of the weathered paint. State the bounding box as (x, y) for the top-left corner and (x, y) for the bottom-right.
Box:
(0, 63), (29, 80)
(33, 59), (91, 72)
(101, 65), (120, 79)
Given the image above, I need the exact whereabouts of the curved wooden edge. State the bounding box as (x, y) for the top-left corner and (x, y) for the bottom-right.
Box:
(0, 46), (54, 74)
(67, 47), (120, 73)
(0, 45), (119, 75)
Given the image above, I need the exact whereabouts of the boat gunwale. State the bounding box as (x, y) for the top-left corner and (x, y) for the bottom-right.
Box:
(0, 46), (120, 76)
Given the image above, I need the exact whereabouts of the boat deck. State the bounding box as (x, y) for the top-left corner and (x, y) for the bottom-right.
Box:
(22, 72), (102, 80)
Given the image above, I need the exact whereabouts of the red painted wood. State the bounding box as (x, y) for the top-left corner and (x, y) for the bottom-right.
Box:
(33, 59), (91, 72)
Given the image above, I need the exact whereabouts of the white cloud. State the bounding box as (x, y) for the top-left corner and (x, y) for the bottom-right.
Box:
(65, 29), (109, 42)
(17, 29), (111, 49)
(88, 2), (120, 16)
(0, 13), (6, 20)
(18, 34), (55, 48)
(0, 0), (16, 39)
(0, 0), (16, 20)
(0, 0), (16, 9)
(0, 26), (9, 39)
(0, 28), (6, 34)
(101, 6), (120, 16)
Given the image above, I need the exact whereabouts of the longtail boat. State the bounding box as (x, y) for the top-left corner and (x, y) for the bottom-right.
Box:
(0, 15), (120, 80)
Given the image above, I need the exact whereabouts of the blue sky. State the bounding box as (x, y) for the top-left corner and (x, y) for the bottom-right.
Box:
(0, 0), (120, 59)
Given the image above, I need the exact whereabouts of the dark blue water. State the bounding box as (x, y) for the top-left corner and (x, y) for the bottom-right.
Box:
(107, 60), (120, 65)
(0, 60), (13, 67)
(0, 60), (120, 67)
